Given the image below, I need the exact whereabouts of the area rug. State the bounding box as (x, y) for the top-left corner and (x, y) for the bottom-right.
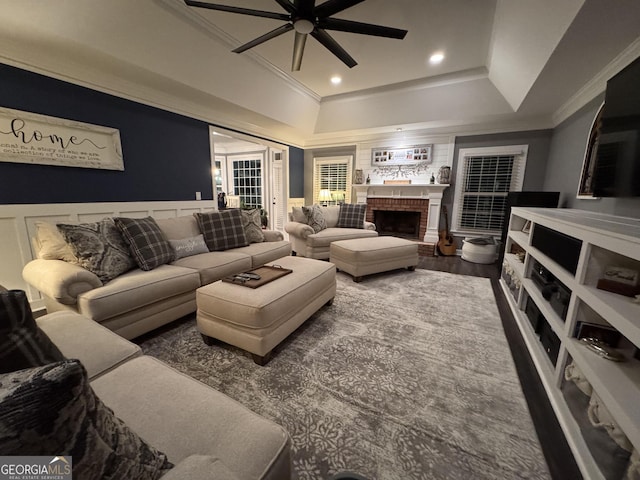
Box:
(138, 269), (550, 480)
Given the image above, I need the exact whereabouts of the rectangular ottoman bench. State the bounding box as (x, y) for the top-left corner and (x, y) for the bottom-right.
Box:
(196, 255), (336, 365)
(330, 236), (419, 282)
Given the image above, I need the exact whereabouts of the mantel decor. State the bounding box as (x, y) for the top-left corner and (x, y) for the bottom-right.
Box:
(371, 144), (433, 166)
(0, 107), (123, 170)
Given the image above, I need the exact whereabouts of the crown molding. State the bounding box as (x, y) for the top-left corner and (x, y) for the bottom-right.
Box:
(155, 0), (321, 103)
(320, 67), (489, 104)
(552, 36), (640, 126)
(302, 114), (552, 149)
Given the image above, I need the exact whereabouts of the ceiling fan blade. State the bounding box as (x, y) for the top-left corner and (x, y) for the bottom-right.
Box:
(273, 0), (297, 14)
(314, 0), (365, 18)
(292, 32), (308, 71)
(311, 28), (357, 68)
(318, 17), (407, 39)
(184, 1), (290, 21)
(294, 0), (316, 17)
(232, 23), (294, 53)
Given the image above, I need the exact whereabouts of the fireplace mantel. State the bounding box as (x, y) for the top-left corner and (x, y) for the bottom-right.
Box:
(354, 184), (449, 244)
(353, 184), (448, 202)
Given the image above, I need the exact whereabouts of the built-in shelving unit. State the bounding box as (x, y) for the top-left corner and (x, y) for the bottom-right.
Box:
(500, 207), (640, 480)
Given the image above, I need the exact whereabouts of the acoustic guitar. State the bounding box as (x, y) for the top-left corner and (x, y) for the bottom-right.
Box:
(437, 206), (457, 256)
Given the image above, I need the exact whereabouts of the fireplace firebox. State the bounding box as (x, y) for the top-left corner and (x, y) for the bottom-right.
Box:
(373, 210), (421, 239)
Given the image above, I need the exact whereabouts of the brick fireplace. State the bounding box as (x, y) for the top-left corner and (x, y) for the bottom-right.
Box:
(366, 198), (433, 255)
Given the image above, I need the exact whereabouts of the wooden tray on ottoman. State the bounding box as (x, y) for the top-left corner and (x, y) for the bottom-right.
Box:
(222, 265), (292, 288)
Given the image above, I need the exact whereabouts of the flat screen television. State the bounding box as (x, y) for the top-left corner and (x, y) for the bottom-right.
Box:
(592, 56), (640, 197)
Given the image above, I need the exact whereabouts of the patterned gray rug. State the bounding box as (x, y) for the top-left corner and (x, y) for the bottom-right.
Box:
(138, 269), (550, 480)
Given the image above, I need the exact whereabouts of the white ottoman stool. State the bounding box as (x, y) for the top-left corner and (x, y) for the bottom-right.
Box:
(330, 236), (419, 282)
(196, 256), (336, 365)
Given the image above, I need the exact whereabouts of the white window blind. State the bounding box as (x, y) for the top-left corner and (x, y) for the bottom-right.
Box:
(313, 156), (353, 205)
(452, 146), (527, 235)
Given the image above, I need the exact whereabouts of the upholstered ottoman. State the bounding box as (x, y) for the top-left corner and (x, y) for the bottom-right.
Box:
(330, 236), (419, 282)
(196, 256), (336, 365)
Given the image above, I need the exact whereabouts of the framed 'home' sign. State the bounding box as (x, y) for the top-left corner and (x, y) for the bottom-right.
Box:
(0, 107), (123, 170)
(371, 144), (433, 166)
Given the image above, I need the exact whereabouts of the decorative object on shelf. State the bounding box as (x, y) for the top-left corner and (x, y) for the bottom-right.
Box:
(217, 192), (227, 210)
(429, 172), (435, 184)
(365, 174), (370, 184)
(580, 337), (626, 362)
(521, 220), (532, 234)
(383, 179), (411, 185)
(588, 392), (634, 451)
(575, 321), (621, 347)
(226, 195), (241, 208)
(371, 144), (433, 166)
(437, 165), (451, 184)
(354, 169), (364, 184)
(597, 266), (640, 297)
(564, 360), (593, 396)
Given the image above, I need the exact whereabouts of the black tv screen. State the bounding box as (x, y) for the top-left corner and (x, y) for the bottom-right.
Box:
(592, 56), (640, 197)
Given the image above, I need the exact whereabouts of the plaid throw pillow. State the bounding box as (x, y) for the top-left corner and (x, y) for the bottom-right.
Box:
(0, 289), (65, 374)
(114, 217), (175, 271)
(0, 359), (173, 478)
(195, 210), (249, 251)
(336, 203), (367, 229)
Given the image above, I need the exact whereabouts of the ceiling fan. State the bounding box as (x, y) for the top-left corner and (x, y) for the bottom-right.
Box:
(184, 0), (408, 71)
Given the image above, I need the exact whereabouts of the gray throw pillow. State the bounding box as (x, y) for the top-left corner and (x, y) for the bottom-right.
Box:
(241, 208), (265, 244)
(57, 218), (135, 283)
(194, 210), (249, 251)
(169, 235), (209, 259)
(114, 217), (175, 271)
(336, 203), (367, 229)
(0, 289), (65, 374)
(302, 204), (327, 233)
(0, 359), (173, 479)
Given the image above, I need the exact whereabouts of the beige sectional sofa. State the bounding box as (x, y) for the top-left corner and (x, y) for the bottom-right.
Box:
(284, 205), (377, 260)
(23, 214), (291, 339)
(37, 310), (291, 480)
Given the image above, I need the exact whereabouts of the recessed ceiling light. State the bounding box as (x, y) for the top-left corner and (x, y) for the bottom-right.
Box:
(429, 52), (445, 65)
(330, 75), (342, 85)
(396, 128), (403, 131)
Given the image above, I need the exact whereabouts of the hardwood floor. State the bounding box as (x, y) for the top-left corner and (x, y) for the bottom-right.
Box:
(417, 255), (583, 480)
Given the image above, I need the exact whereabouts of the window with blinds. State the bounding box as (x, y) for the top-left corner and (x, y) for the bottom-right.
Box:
(313, 156), (353, 205)
(452, 146), (527, 235)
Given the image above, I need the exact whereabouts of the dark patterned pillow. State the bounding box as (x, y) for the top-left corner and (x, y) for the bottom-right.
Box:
(114, 217), (175, 271)
(0, 289), (65, 374)
(194, 210), (249, 251)
(57, 218), (135, 283)
(337, 203), (367, 229)
(302, 204), (327, 233)
(0, 359), (173, 479)
(241, 208), (265, 244)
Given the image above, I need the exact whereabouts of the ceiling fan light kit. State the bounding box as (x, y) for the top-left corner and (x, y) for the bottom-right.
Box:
(184, 0), (408, 71)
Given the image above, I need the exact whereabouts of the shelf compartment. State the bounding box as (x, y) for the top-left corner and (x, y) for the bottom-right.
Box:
(560, 354), (633, 480)
(509, 230), (529, 250)
(566, 339), (640, 450)
(522, 278), (565, 338)
(576, 284), (640, 349)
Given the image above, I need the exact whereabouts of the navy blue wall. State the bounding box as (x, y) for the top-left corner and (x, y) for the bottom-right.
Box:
(288, 146), (304, 198)
(0, 63), (213, 204)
